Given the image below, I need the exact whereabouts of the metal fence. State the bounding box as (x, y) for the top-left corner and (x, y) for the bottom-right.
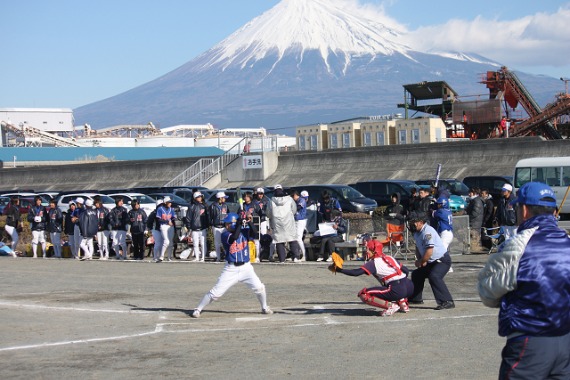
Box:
(344, 214), (471, 256)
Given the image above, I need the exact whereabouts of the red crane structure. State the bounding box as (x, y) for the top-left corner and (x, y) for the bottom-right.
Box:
(481, 66), (565, 139)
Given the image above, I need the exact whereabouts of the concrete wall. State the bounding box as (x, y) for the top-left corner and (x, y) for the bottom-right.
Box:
(261, 137), (570, 187)
(0, 157), (203, 191)
(221, 152), (279, 183)
(1, 137), (568, 191)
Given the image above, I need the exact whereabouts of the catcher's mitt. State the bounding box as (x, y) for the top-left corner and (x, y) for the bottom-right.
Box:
(328, 252), (344, 274)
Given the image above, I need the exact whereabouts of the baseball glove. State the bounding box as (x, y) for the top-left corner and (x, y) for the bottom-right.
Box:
(328, 252), (344, 274)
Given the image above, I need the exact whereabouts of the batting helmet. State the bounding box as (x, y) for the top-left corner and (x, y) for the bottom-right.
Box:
(436, 196), (449, 209)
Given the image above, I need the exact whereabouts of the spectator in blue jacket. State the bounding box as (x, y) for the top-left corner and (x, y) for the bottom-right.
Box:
(478, 182), (570, 379)
(318, 190), (341, 223)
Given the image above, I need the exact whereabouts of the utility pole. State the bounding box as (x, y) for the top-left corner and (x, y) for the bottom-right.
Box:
(561, 77), (569, 95)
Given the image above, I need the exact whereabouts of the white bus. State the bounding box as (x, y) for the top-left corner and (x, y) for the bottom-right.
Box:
(514, 157), (570, 215)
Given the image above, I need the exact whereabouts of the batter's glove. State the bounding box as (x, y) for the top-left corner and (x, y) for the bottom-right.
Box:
(328, 252), (344, 274)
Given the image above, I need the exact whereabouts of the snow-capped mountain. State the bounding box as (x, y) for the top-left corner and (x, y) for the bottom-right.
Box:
(198, 0), (413, 75)
(74, 0), (562, 133)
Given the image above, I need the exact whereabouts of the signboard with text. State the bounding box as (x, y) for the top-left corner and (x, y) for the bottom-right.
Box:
(243, 155), (263, 169)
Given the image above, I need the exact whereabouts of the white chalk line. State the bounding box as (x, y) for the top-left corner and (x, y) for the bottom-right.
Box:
(0, 298), (497, 353)
(0, 312), (496, 352)
(0, 300), (154, 314)
(0, 327), (162, 352)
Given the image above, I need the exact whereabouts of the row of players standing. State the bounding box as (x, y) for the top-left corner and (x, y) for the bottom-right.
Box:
(185, 187), (309, 263)
(183, 186), (350, 264)
(3, 195), (150, 260)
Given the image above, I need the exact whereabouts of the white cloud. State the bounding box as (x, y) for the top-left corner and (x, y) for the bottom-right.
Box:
(404, 6), (570, 69)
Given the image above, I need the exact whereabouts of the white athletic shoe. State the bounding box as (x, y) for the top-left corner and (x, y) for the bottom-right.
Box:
(293, 258), (301, 263)
(325, 257), (332, 262)
(316, 257), (324, 262)
(379, 303), (400, 317)
(262, 308), (274, 315)
(191, 309), (201, 318)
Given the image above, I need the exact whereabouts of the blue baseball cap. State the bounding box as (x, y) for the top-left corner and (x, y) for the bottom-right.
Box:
(511, 182), (557, 208)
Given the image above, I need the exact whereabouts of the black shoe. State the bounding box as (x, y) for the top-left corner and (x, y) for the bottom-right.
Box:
(435, 301), (455, 310)
(409, 300), (424, 305)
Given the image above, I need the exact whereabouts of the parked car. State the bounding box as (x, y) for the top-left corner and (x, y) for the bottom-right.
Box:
(145, 193), (190, 218)
(462, 175), (513, 206)
(349, 180), (419, 211)
(35, 192), (60, 200)
(416, 184), (466, 213)
(1, 192), (50, 207)
(1, 193), (52, 214)
(55, 193), (116, 214)
(288, 184), (377, 213)
(203, 189), (244, 213)
(0, 196), (11, 214)
(126, 186), (208, 202)
(108, 193), (157, 216)
(415, 178), (470, 199)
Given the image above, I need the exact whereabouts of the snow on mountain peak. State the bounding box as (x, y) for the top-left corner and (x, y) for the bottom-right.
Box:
(198, 0), (411, 73)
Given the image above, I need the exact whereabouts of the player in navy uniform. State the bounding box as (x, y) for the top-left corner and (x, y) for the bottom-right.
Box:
(332, 236), (413, 316)
(432, 196), (453, 251)
(191, 213), (273, 318)
(27, 196), (48, 258)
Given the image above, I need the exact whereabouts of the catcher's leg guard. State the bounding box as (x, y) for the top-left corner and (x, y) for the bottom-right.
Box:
(398, 298), (410, 313)
(358, 288), (390, 310)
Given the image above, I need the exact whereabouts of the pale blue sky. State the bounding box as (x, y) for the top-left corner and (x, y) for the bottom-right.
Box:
(2, 0), (569, 109)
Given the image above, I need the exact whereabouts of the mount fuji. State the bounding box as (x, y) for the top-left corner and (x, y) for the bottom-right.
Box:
(74, 0), (562, 134)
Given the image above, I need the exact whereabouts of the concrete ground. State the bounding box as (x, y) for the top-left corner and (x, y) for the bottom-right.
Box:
(0, 254), (503, 379)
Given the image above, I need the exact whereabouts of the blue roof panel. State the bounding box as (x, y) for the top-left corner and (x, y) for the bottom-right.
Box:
(0, 147), (224, 162)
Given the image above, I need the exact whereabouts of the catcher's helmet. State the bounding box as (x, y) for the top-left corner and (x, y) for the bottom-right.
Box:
(365, 239), (384, 260)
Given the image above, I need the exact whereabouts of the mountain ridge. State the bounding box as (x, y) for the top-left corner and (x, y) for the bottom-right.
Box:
(74, 0), (562, 134)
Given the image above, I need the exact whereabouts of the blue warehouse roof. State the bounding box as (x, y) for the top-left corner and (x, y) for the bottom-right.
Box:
(0, 147), (224, 162)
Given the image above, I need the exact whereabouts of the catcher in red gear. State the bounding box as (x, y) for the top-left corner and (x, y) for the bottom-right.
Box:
(329, 236), (414, 316)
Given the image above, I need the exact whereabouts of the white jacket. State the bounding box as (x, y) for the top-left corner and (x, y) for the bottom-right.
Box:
(477, 227), (537, 308)
(267, 195), (297, 243)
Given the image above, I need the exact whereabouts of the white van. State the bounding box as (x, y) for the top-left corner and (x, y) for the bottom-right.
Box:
(514, 157), (570, 215)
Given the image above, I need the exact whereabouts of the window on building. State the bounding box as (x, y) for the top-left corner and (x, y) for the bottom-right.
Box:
(376, 131), (385, 146)
(363, 132), (371, 147)
(310, 135), (318, 150)
(298, 136), (306, 150)
(412, 129), (420, 144)
(342, 133), (351, 148)
(330, 134), (338, 149)
(398, 130), (407, 144)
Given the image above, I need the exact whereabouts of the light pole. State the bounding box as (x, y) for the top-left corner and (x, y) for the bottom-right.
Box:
(560, 77), (569, 95)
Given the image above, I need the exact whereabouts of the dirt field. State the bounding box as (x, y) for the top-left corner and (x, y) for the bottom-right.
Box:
(0, 254), (503, 379)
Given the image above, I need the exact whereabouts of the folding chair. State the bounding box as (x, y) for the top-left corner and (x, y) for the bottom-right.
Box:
(482, 226), (505, 254)
(379, 223), (407, 260)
